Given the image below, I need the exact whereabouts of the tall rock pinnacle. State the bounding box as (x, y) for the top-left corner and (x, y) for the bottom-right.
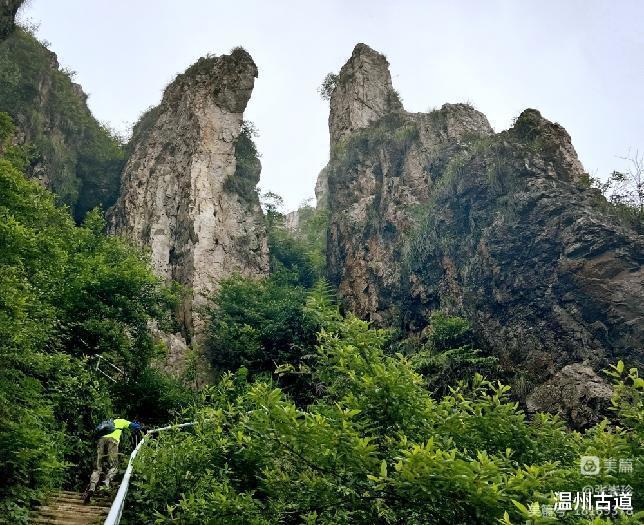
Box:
(328, 43), (403, 145)
(109, 48), (269, 338)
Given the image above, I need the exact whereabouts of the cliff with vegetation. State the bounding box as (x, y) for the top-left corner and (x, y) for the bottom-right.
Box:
(0, 2), (642, 518)
(108, 49), (269, 338)
(0, 6), (124, 220)
(0, 0), (22, 39)
(321, 44), (643, 426)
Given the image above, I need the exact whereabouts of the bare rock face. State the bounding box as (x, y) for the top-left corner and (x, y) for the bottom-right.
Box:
(526, 364), (613, 429)
(284, 209), (300, 233)
(109, 48), (269, 337)
(149, 323), (213, 388)
(314, 166), (329, 209)
(324, 44), (643, 424)
(329, 43), (403, 145)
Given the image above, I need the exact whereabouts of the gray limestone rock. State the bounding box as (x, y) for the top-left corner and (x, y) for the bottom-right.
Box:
(526, 364), (613, 428)
(109, 48), (269, 339)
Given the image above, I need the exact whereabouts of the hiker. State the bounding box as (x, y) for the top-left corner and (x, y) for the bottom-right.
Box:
(84, 418), (142, 503)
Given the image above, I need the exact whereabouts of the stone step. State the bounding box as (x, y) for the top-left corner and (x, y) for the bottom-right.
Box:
(49, 494), (111, 502)
(29, 491), (112, 525)
(49, 495), (111, 505)
(29, 516), (105, 525)
(34, 504), (109, 514)
(32, 506), (108, 517)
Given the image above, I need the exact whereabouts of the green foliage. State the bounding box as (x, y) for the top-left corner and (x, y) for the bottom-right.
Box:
(318, 72), (338, 100)
(0, 28), (125, 220)
(261, 192), (327, 288)
(225, 120), (261, 201)
(129, 300), (643, 524)
(294, 202), (329, 277)
(205, 275), (321, 382)
(394, 312), (498, 395)
(332, 113), (418, 176)
(205, 191), (331, 397)
(269, 228), (321, 288)
(0, 116), (187, 522)
(605, 362), (643, 437)
(583, 153), (643, 232)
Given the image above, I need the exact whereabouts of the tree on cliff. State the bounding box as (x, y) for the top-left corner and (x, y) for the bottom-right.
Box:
(586, 151), (643, 230)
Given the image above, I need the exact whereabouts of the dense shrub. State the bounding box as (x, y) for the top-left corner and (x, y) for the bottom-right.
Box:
(128, 298), (643, 524)
(262, 192), (327, 288)
(206, 193), (330, 398)
(0, 115), (187, 522)
(204, 275), (323, 383)
(392, 312), (498, 395)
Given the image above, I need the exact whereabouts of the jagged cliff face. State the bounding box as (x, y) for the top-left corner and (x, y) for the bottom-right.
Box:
(323, 44), (643, 427)
(109, 49), (268, 337)
(325, 45), (493, 323)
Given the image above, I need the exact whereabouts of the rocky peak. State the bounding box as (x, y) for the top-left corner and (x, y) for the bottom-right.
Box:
(510, 108), (586, 181)
(323, 44), (643, 426)
(431, 102), (494, 140)
(109, 48), (268, 341)
(329, 43), (403, 145)
(167, 47), (257, 114)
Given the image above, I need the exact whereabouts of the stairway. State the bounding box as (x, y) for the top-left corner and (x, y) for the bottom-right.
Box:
(29, 490), (111, 525)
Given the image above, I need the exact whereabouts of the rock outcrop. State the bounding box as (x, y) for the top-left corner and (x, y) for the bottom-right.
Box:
(315, 166), (329, 209)
(327, 44), (403, 145)
(285, 209), (301, 233)
(109, 48), (269, 338)
(323, 44), (643, 421)
(526, 363), (613, 429)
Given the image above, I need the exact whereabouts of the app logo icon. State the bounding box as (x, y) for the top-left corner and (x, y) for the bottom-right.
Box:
(580, 456), (600, 476)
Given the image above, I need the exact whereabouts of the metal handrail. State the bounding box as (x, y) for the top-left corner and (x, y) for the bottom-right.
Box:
(103, 421), (197, 525)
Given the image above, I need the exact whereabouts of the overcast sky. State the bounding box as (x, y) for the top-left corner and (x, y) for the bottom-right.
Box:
(19, 0), (644, 211)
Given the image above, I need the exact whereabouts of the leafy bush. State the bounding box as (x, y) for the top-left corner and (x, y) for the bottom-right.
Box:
(225, 120), (261, 201)
(128, 299), (643, 524)
(393, 312), (498, 395)
(206, 192), (331, 397)
(0, 114), (187, 522)
(205, 275), (321, 382)
(261, 192), (328, 288)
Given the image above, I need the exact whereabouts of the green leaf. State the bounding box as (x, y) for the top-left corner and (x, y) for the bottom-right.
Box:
(380, 459), (388, 478)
